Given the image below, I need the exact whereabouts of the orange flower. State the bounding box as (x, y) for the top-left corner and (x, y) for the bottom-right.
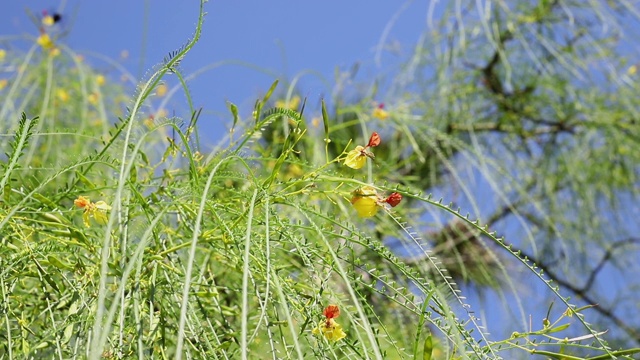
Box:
(323, 304), (340, 319)
(74, 196), (91, 209)
(74, 196), (111, 227)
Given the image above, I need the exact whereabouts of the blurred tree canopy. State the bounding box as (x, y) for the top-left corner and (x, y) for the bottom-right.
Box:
(263, 0), (640, 348)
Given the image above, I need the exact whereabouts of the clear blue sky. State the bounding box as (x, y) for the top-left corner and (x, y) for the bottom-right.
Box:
(1, 0), (428, 143)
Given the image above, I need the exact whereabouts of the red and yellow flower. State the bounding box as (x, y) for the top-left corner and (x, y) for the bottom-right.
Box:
(343, 132), (381, 169)
(313, 305), (347, 342)
(351, 186), (403, 218)
(74, 196), (111, 227)
(372, 103), (389, 120)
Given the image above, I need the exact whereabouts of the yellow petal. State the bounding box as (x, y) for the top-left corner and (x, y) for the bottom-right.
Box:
(94, 201), (112, 211)
(56, 89), (69, 102)
(344, 146), (367, 169)
(42, 16), (55, 26)
(156, 84), (168, 97)
(352, 196), (378, 218)
(314, 320), (346, 342)
(372, 107), (389, 120)
(93, 210), (109, 225)
(96, 75), (106, 86)
(82, 212), (91, 228)
(49, 47), (61, 57)
(351, 186), (379, 218)
(325, 321), (346, 342)
(37, 34), (54, 50)
(88, 93), (99, 105)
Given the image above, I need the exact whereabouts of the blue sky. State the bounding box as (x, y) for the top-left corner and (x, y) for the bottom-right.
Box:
(1, 0), (428, 142)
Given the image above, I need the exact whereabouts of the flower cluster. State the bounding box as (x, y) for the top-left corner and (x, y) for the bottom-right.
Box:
(312, 305), (346, 342)
(351, 186), (403, 218)
(37, 11), (62, 55)
(342, 131), (404, 216)
(343, 132), (381, 169)
(275, 95), (301, 110)
(74, 196), (111, 228)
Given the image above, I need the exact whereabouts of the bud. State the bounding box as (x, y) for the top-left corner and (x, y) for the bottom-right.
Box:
(385, 192), (402, 207)
(367, 132), (381, 148)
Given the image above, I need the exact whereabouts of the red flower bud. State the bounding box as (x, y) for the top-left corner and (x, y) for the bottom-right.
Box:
(323, 304), (340, 319)
(367, 132), (381, 148)
(385, 192), (402, 207)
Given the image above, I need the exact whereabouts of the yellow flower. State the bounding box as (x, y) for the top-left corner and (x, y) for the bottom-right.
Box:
(0, 79), (8, 90)
(351, 186), (379, 218)
(144, 115), (155, 129)
(0, 49), (6, 61)
(156, 83), (168, 97)
(42, 15), (55, 26)
(74, 196), (112, 227)
(275, 95), (301, 110)
(56, 89), (69, 102)
(37, 33), (55, 50)
(88, 93), (99, 105)
(313, 319), (346, 342)
(96, 74), (106, 86)
(156, 108), (168, 118)
(372, 106), (389, 120)
(49, 47), (61, 57)
(628, 65), (637, 76)
(344, 146), (368, 169)
(343, 133), (380, 169)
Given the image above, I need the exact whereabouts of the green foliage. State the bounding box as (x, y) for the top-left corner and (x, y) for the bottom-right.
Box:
(1, 0), (639, 359)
